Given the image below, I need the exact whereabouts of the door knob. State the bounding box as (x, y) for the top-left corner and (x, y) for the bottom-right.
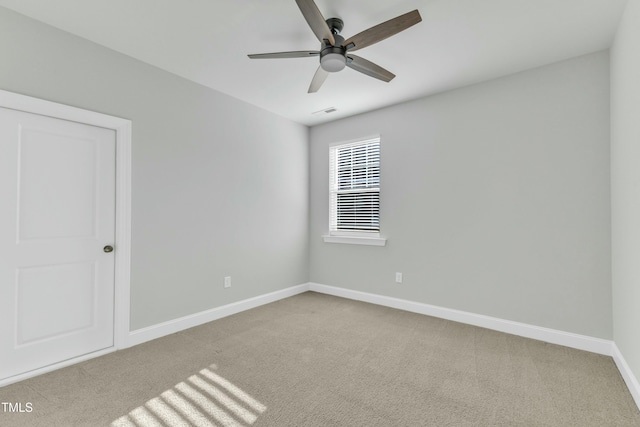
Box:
(103, 245), (114, 253)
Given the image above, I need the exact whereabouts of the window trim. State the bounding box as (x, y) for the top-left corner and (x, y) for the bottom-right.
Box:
(325, 136), (386, 246)
(322, 234), (387, 246)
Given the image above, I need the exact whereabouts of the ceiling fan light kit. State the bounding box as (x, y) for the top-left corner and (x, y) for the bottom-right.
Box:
(320, 49), (347, 72)
(248, 0), (422, 93)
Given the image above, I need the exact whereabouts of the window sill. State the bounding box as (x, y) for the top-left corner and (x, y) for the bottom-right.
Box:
(322, 235), (387, 246)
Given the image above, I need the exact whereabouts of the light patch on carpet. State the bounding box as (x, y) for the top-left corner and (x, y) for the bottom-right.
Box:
(199, 365), (267, 414)
(110, 364), (266, 427)
(129, 406), (165, 427)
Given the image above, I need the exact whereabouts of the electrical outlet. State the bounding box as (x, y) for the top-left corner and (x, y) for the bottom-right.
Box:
(395, 272), (403, 283)
(224, 276), (231, 288)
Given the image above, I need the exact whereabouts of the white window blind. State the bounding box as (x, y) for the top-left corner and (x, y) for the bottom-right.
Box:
(329, 138), (380, 234)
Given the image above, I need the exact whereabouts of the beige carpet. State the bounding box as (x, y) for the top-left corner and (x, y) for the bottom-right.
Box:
(0, 291), (638, 426)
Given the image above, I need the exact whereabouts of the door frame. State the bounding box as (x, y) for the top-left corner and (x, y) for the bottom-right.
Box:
(0, 89), (131, 382)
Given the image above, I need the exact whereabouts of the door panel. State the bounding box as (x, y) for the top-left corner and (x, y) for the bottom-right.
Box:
(18, 128), (98, 240)
(0, 106), (116, 381)
(17, 262), (96, 345)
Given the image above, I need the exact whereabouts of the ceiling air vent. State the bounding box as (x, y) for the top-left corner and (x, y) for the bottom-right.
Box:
(312, 107), (337, 115)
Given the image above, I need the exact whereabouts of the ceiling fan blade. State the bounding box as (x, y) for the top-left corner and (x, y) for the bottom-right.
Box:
(346, 55), (395, 82)
(342, 10), (422, 52)
(308, 66), (329, 93)
(295, 0), (336, 46)
(248, 51), (319, 59)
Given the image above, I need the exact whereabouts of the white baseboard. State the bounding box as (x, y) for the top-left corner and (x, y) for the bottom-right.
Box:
(128, 281), (615, 357)
(126, 284), (309, 347)
(612, 344), (640, 409)
(308, 283), (614, 356)
(6, 280), (638, 413)
(312, 281), (637, 411)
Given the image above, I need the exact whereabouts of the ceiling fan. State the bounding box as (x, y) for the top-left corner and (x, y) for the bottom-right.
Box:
(248, 0), (422, 93)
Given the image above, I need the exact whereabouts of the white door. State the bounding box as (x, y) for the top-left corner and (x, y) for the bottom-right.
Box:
(0, 106), (116, 381)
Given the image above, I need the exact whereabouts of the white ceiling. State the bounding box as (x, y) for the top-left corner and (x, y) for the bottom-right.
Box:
(0, 0), (628, 126)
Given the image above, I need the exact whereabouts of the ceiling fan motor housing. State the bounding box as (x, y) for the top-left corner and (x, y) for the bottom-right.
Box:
(320, 23), (346, 73)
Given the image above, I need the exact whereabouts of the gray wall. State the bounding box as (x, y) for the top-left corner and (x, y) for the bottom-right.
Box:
(0, 7), (309, 330)
(310, 52), (612, 339)
(612, 0), (640, 384)
(1, 5), (619, 346)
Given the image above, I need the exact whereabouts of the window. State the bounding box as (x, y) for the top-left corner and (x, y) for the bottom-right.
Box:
(324, 137), (386, 246)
